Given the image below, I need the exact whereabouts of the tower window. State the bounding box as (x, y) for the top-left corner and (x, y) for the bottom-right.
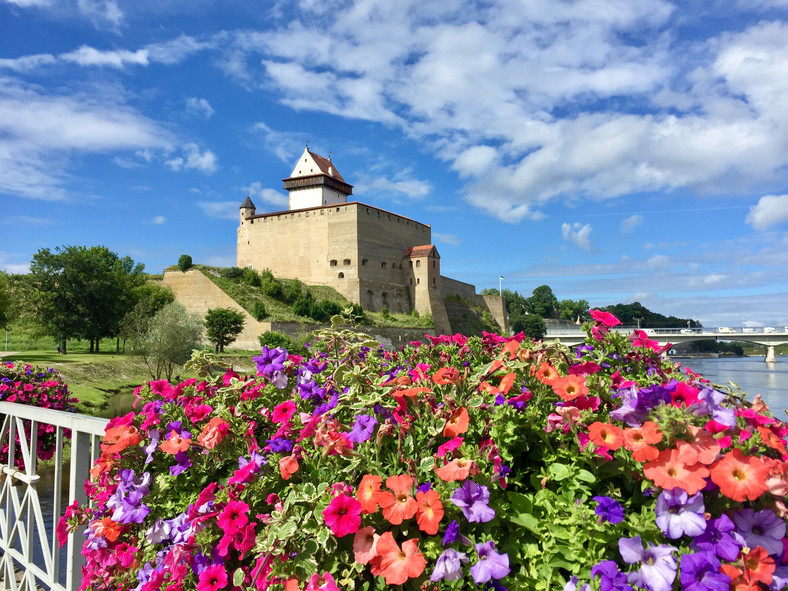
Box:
(338, 272), (344, 278)
(416, 260), (421, 268)
(344, 259), (351, 266)
(362, 259), (368, 266)
(330, 260), (337, 267)
(381, 262), (387, 269)
(417, 278), (420, 285)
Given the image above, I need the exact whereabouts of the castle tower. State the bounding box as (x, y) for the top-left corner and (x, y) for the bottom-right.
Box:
(240, 195), (256, 224)
(283, 147), (353, 210)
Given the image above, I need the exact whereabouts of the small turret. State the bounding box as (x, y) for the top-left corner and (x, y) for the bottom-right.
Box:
(240, 196), (256, 225)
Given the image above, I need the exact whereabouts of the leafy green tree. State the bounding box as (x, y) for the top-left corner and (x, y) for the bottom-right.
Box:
(29, 245), (146, 353)
(117, 282), (175, 353)
(252, 301), (268, 321)
(205, 308), (245, 352)
(559, 298), (590, 322)
(527, 285), (559, 319)
(177, 254), (193, 272)
(0, 272), (9, 329)
(512, 314), (547, 341)
(140, 302), (203, 380)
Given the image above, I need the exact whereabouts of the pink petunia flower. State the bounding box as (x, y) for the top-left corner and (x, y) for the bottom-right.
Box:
(322, 493), (362, 537)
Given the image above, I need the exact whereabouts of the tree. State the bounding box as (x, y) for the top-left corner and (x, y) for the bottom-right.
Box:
(117, 282), (175, 353)
(0, 272), (9, 329)
(526, 285), (559, 319)
(140, 302), (203, 380)
(205, 308), (245, 352)
(29, 245), (146, 353)
(559, 298), (590, 322)
(511, 314), (546, 341)
(177, 255), (193, 272)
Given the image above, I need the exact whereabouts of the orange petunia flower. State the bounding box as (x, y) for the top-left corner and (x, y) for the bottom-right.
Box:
(764, 457), (788, 497)
(279, 454), (299, 480)
(720, 565), (760, 591)
(101, 424), (141, 454)
(357, 474), (383, 514)
(89, 452), (116, 480)
(743, 546), (776, 585)
(434, 458), (475, 482)
(588, 422), (624, 451)
(353, 526), (379, 565)
(551, 375), (589, 401)
(676, 425), (720, 465)
(532, 363), (560, 385)
(415, 489), (444, 535)
(643, 447), (710, 495)
(375, 532), (426, 585)
(623, 421), (662, 462)
(198, 417), (230, 449)
(90, 516), (122, 542)
(394, 387), (431, 398)
(160, 430), (191, 455)
(500, 339), (520, 360)
(710, 448), (769, 502)
(757, 426), (788, 456)
(377, 475), (417, 525)
(443, 408), (470, 438)
(498, 372), (516, 396)
(432, 367), (460, 386)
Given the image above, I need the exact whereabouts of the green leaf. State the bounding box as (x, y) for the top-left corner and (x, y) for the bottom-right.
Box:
(316, 526), (330, 546)
(549, 463), (571, 481)
(510, 512), (541, 535)
(575, 469), (596, 483)
(232, 568), (245, 587)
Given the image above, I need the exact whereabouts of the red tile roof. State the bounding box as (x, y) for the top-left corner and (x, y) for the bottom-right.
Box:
(403, 245), (438, 258)
(308, 149), (347, 183)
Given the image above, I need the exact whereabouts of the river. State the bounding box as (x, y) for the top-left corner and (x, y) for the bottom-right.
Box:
(672, 356), (788, 420)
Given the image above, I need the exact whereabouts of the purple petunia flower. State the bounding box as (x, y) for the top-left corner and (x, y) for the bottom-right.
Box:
(654, 488), (706, 539)
(679, 551), (731, 591)
(563, 576), (591, 591)
(591, 560), (633, 590)
(691, 514), (745, 561)
(593, 496), (625, 524)
(694, 387), (736, 427)
(619, 536), (677, 591)
(470, 541), (510, 584)
(253, 346), (288, 378)
(430, 548), (468, 581)
(346, 414), (377, 443)
(733, 508), (786, 556)
(442, 519), (471, 547)
(450, 480), (495, 523)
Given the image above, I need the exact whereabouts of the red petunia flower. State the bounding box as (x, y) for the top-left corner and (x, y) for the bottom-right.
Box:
(279, 454), (299, 480)
(743, 546), (775, 585)
(710, 448), (770, 502)
(643, 447), (709, 494)
(377, 475), (417, 525)
(101, 424), (141, 454)
(443, 408), (469, 438)
(375, 532), (427, 585)
(357, 474), (382, 514)
(160, 430), (191, 455)
(415, 489), (443, 535)
(588, 422), (624, 451)
(197, 417), (230, 449)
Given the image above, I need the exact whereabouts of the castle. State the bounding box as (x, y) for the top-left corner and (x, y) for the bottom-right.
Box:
(236, 147), (507, 335)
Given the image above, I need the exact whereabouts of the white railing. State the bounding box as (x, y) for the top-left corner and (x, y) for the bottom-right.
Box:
(0, 402), (108, 591)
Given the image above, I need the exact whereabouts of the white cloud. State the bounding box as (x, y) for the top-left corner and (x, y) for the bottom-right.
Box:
(186, 97), (214, 118)
(197, 201), (239, 220)
(621, 214), (644, 234)
(166, 143), (217, 173)
(4, 0), (54, 7)
(433, 232), (461, 246)
(76, 0), (123, 30)
(647, 254), (670, 270)
(0, 76), (173, 199)
(249, 122), (307, 162)
(746, 194), (788, 230)
(152, 215), (166, 225)
(0, 54), (56, 72)
(241, 181), (288, 208)
(355, 175), (432, 200)
(60, 45), (148, 68)
(561, 222), (595, 252)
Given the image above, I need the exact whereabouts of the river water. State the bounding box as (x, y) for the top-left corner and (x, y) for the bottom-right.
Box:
(672, 356), (788, 420)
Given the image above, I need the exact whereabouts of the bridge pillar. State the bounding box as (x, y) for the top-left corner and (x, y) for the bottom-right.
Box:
(765, 345), (777, 363)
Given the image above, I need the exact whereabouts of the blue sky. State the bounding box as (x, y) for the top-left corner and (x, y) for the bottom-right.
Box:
(2, 0), (788, 328)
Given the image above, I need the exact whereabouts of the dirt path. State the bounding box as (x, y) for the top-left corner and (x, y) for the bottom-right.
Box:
(0, 351), (19, 358)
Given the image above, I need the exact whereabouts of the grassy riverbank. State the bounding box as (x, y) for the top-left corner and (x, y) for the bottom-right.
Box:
(2, 349), (260, 416)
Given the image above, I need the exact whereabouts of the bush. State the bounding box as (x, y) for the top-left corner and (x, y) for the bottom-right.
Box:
(292, 293), (315, 318)
(220, 267), (244, 280)
(281, 279), (304, 304)
(258, 330), (295, 350)
(252, 301), (267, 321)
(318, 299), (342, 318)
(381, 306), (391, 319)
(63, 312), (788, 590)
(260, 275), (284, 300)
(242, 268), (261, 287)
(177, 254), (192, 272)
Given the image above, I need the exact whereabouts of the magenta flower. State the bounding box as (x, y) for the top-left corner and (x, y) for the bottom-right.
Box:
(619, 536), (677, 591)
(197, 563), (227, 591)
(217, 500), (249, 535)
(322, 493), (361, 537)
(470, 541), (510, 584)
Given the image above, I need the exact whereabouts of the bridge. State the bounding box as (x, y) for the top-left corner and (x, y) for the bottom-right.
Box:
(544, 327), (788, 363)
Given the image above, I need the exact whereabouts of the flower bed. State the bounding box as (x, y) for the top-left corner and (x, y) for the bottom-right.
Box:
(61, 313), (788, 590)
(0, 361), (78, 466)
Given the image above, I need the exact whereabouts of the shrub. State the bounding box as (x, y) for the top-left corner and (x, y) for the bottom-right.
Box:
(317, 299), (342, 319)
(292, 293), (315, 318)
(62, 313), (788, 591)
(177, 254), (192, 272)
(260, 275), (284, 300)
(204, 308), (245, 353)
(242, 268), (261, 287)
(258, 330), (295, 350)
(381, 305), (390, 319)
(220, 267), (244, 280)
(281, 279), (304, 304)
(252, 301), (267, 321)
